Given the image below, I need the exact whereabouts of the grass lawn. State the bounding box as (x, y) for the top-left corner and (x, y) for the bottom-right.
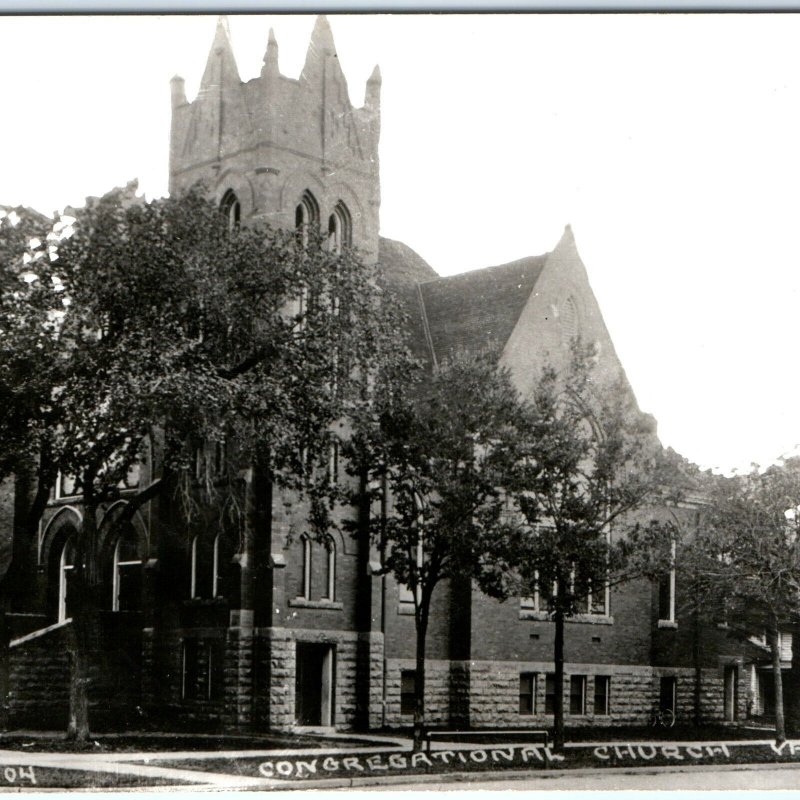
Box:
(0, 731), (377, 753)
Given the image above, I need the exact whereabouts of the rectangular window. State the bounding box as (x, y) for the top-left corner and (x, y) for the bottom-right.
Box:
(182, 639), (200, 700)
(545, 673), (556, 714)
(594, 675), (610, 715)
(570, 675), (587, 715)
(519, 673), (536, 715)
(400, 670), (416, 716)
(658, 541), (677, 623)
(208, 640), (224, 701)
(182, 639), (223, 702)
(660, 676), (677, 714)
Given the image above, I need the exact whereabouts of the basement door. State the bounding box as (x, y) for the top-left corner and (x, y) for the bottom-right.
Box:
(295, 643), (335, 727)
(724, 665), (739, 721)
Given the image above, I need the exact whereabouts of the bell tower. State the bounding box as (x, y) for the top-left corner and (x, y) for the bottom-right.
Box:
(169, 16), (381, 264)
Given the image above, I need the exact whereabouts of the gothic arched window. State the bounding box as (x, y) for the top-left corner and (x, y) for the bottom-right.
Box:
(323, 537), (336, 601)
(561, 296), (579, 345)
(58, 538), (75, 622)
(301, 535), (312, 600)
(212, 533), (221, 599)
(220, 189), (241, 232)
(328, 201), (352, 254)
(189, 535), (199, 599)
(112, 523), (142, 612)
(295, 191), (319, 247)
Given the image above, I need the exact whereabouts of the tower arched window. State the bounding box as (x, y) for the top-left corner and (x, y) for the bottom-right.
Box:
(328, 201), (352, 255)
(58, 538), (75, 622)
(220, 189), (241, 232)
(112, 523), (142, 612)
(295, 191), (319, 247)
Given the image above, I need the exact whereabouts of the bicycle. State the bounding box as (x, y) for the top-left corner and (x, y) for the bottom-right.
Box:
(649, 706), (676, 728)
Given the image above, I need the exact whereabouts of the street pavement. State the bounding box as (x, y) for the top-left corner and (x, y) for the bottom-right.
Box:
(0, 735), (796, 791)
(389, 763), (800, 791)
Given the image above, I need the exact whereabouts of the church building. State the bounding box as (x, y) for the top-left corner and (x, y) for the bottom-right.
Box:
(4, 16), (757, 733)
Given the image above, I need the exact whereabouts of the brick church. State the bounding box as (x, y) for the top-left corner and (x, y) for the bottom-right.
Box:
(3, 16), (772, 733)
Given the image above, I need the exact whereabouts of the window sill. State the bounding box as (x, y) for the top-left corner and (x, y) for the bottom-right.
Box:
(519, 610), (613, 625)
(568, 614), (613, 625)
(183, 597), (227, 607)
(657, 619), (678, 629)
(397, 603), (415, 616)
(288, 598), (343, 610)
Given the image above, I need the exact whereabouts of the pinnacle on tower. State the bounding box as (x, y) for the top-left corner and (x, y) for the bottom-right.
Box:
(300, 15), (343, 87)
(198, 14), (241, 94)
(261, 27), (280, 77)
(365, 64), (381, 109)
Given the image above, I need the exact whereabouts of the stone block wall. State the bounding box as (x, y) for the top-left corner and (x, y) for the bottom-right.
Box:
(9, 617), (143, 731)
(384, 658), (466, 728)
(9, 625), (70, 729)
(254, 627), (382, 732)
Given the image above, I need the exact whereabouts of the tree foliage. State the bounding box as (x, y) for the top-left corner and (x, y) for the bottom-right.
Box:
(683, 458), (800, 743)
(0, 182), (396, 738)
(346, 352), (525, 749)
(486, 342), (679, 748)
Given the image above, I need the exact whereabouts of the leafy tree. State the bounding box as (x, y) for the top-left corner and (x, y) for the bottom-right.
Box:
(684, 458), (800, 744)
(346, 353), (524, 750)
(489, 343), (677, 750)
(0, 183), (390, 739)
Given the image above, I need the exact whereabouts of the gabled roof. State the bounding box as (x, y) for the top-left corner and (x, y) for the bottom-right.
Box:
(416, 254), (549, 365)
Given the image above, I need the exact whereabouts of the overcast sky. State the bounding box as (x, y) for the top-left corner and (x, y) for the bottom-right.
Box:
(2, 13), (799, 474)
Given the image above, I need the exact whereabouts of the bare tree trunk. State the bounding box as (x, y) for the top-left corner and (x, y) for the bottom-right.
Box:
(553, 605), (565, 751)
(67, 618), (91, 741)
(67, 498), (100, 742)
(412, 607), (428, 752)
(769, 624), (786, 745)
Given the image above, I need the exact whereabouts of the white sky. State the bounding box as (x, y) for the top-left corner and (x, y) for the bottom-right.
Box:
(1, 13), (799, 475)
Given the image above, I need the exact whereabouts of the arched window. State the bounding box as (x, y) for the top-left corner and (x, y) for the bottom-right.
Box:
(212, 533), (221, 598)
(327, 201), (351, 254)
(301, 535), (312, 600)
(220, 189), (241, 232)
(112, 523), (142, 612)
(561, 296), (579, 344)
(323, 537), (336, 601)
(189, 535), (199, 599)
(295, 191), (319, 247)
(58, 538), (75, 622)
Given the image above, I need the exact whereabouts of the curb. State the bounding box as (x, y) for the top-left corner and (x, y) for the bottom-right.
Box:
(242, 760), (800, 791)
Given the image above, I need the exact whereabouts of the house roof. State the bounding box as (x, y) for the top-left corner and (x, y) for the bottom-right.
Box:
(416, 255), (549, 365)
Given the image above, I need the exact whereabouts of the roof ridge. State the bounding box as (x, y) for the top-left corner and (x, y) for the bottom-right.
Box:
(416, 252), (551, 286)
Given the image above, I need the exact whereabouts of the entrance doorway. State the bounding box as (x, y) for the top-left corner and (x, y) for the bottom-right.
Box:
(295, 642), (335, 727)
(724, 665), (739, 721)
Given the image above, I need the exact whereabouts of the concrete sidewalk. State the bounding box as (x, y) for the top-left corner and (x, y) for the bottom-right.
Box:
(0, 733), (790, 791)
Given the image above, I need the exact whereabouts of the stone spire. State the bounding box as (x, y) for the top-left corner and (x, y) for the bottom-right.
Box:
(261, 27), (280, 78)
(365, 64), (381, 110)
(300, 15), (346, 89)
(198, 15), (241, 94)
